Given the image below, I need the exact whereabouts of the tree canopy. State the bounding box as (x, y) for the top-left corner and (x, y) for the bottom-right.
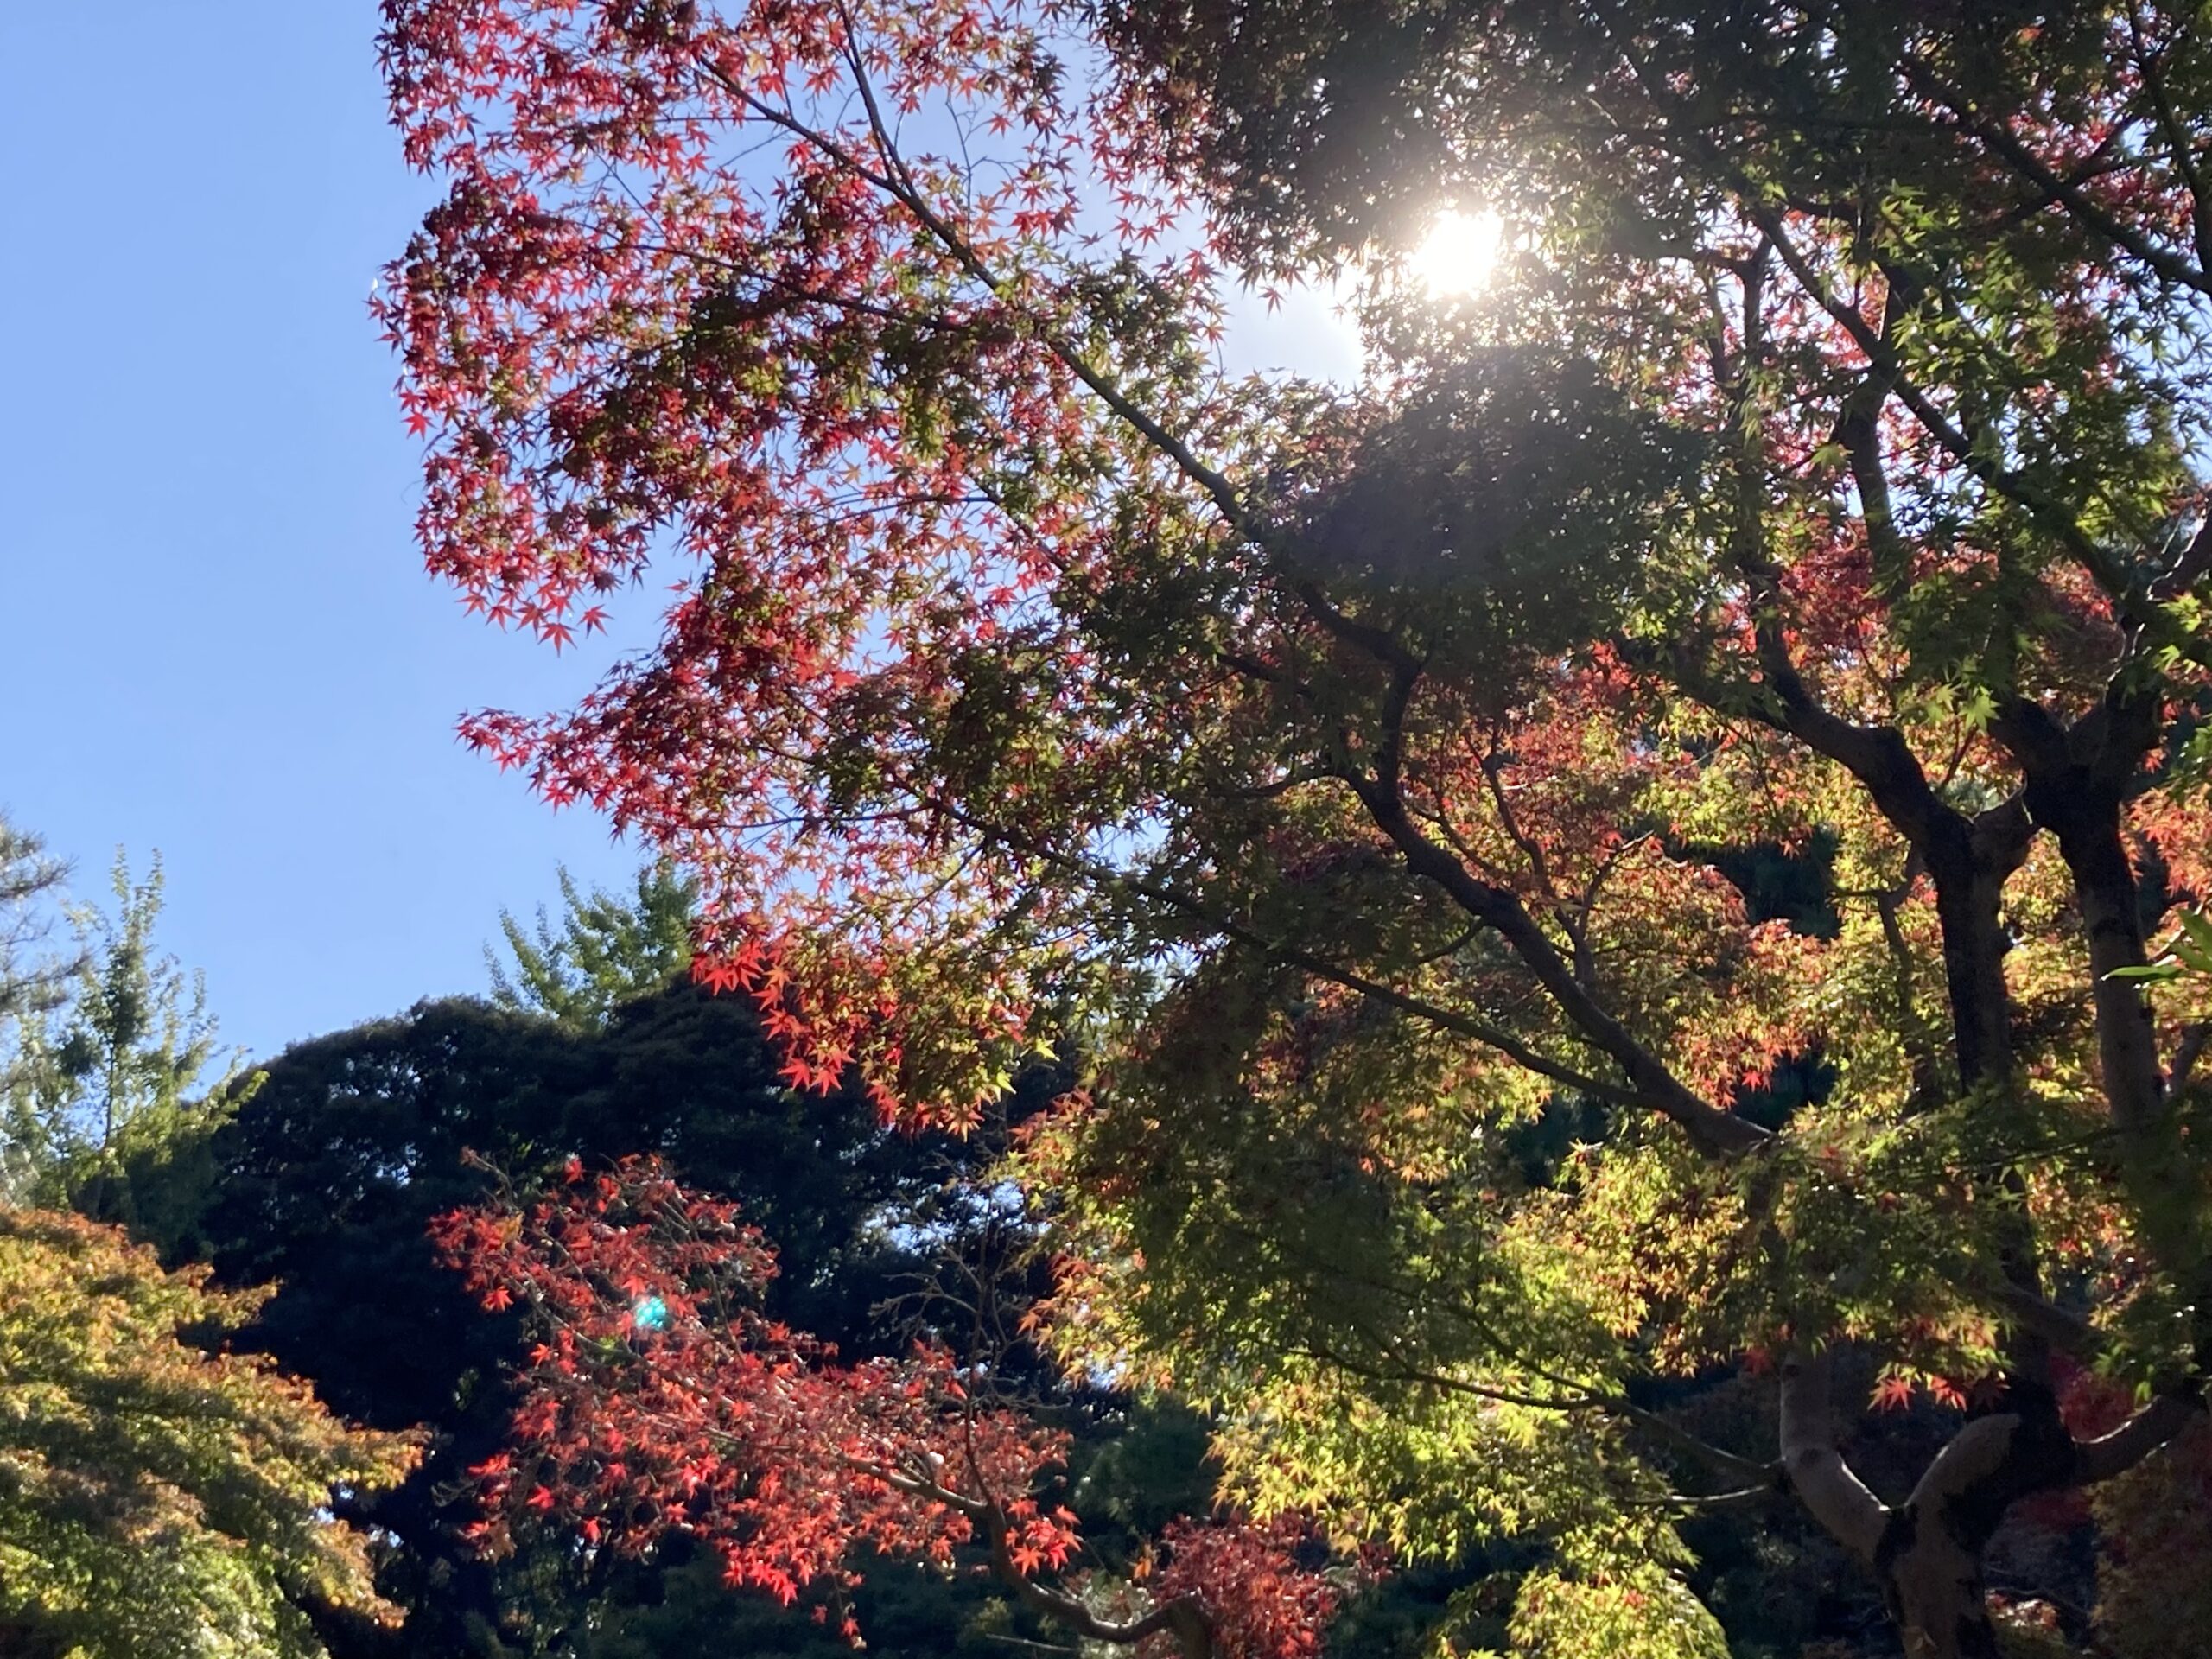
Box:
(194, 966), (1030, 1655)
(15, 852), (250, 1250)
(0, 1208), (414, 1659)
(488, 861), (698, 1029)
(381, 3), (2212, 1654)
(435, 1155), (1362, 1658)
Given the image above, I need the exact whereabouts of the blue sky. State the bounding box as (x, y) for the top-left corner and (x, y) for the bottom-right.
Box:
(0, 3), (642, 1063)
(0, 3), (1360, 1067)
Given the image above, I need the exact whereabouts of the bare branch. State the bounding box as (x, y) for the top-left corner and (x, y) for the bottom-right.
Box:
(1993, 1285), (2103, 1359)
(1779, 1350), (1890, 1563)
(983, 1501), (1212, 1657)
(2071, 1390), (2206, 1484)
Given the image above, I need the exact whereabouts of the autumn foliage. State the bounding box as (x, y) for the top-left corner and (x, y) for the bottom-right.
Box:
(383, 2), (2212, 1655)
(433, 1156), (1357, 1655)
(0, 1208), (416, 1659)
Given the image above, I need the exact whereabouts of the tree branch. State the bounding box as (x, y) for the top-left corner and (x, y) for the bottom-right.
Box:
(1661, 630), (2027, 1085)
(1345, 774), (1768, 1157)
(2126, 10), (2212, 276)
(1744, 203), (2133, 601)
(950, 810), (1667, 1113)
(1904, 59), (2212, 297)
(1993, 686), (2169, 1135)
(982, 1501), (1213, 1657)
(1992, 1284), (2103, 1359)
(1779, 1349), (1890, 1563)
(2070, 1389), (2206, 1484)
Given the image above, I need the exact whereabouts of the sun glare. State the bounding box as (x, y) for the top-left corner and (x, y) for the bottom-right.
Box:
(1409, 209), (1503, 297)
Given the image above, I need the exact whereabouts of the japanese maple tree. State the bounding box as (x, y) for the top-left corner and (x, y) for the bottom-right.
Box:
(382, 2), (2212, 1654)
(433, 1156), (1356, 1656)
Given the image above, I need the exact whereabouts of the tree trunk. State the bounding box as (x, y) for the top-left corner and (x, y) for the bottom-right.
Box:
(1868, 1402), (2097, 1659)
(1878, 1509), (2004, 1659)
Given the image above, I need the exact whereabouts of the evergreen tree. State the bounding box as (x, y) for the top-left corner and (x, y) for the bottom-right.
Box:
(486, 862), (696, 1031)
(0, 816), (79, 1202)
(9, 851), (248, 1249)
(0, 815), (75, 1033)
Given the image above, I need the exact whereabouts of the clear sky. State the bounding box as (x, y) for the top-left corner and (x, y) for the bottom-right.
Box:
(0, 3), (1360, 1068)
(0, 3), (644, 1063)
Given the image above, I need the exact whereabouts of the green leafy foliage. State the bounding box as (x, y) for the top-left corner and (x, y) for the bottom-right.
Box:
(0, 817), (78, 1203)
(1, 847), (249, 1254)
(487, 862), (697, 1030)
(2109, 906), (2212, 983)
(0, 816), (75, 1037)
(0, 1206), (414, 1658)
(379, 3), (2212, 1652)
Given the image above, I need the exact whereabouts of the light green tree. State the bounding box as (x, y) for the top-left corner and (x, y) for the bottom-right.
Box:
(4, 851), (249, 1249)
(486, 861), (696, 1030)
(0, 816), (76, 1035)
(0, 817), (80, 1203)
(0, 1205), (416, 1658)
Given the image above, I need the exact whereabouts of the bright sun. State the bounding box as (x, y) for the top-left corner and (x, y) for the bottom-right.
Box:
(1408, 209), (1504, 297)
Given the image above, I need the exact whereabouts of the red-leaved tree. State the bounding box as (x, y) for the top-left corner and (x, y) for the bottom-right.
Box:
(431, 1156), (1360, 1656)
(383, 3), (2212, 1654)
